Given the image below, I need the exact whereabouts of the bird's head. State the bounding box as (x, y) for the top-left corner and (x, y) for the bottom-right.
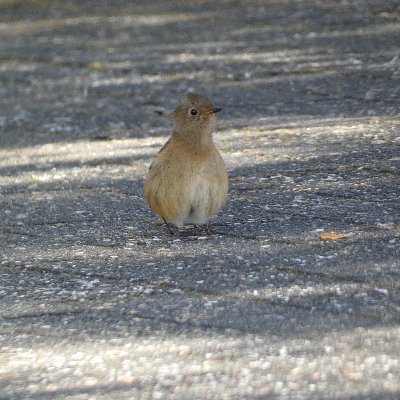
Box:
(173, 92), (222, 145)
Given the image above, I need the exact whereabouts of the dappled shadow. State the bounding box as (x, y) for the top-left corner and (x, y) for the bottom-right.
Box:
(0, 152), (153, 178)
(1, 132), (399, 333)
(0, 0), (399, 148)
(1, 1), (400, 398)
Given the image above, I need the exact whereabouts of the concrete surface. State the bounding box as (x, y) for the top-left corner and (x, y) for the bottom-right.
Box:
(0, 0), (400, 399)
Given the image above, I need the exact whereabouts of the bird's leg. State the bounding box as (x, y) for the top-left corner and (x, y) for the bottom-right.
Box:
(206, 220), (212, 235)
(162, 218), (175, 235)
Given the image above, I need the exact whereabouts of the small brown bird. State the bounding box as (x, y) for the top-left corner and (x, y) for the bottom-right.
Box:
(144, 92), (228, 233)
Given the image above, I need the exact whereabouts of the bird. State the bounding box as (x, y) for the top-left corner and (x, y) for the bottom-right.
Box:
(144, 92), (228, 234)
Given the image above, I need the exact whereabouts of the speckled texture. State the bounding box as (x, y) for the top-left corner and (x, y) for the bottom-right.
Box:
(1, 1), (400, 399)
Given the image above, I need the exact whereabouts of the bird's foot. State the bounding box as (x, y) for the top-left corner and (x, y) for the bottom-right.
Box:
(162, 218), (177, 235)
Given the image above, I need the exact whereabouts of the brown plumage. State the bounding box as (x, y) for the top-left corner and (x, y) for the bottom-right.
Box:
(144, 92), (228, 231)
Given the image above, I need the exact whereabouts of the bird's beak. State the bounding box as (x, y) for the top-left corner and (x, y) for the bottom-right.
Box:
(212, 107), (222, 113)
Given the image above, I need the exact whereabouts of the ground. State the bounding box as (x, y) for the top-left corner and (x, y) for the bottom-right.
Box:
(0, 0), (400, 399)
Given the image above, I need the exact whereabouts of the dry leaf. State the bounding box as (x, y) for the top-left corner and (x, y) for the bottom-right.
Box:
(88, 62), (103, 70)
(320, 232), (351, 240)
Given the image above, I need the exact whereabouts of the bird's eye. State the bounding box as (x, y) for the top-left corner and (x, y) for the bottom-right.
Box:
(189, 108), (198, 116)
